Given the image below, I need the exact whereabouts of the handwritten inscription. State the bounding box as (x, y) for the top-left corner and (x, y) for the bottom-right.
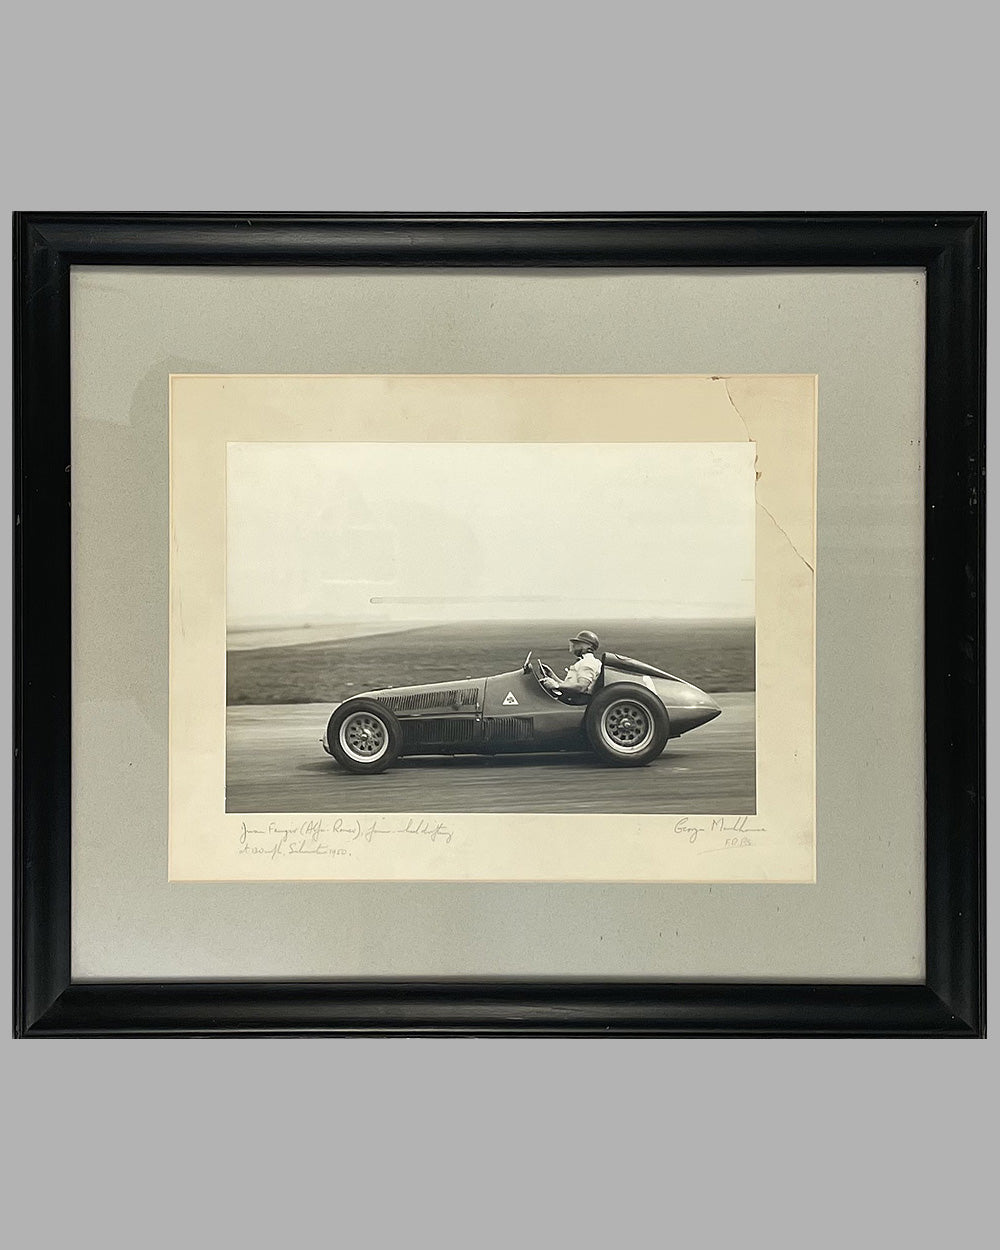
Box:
(342, 817), (453, 845)
(673, 815), (765, 846)
(239, 816), (453, 860)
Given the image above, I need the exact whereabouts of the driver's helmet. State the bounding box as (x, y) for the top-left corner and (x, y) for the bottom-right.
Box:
(570, 629), (600, 652)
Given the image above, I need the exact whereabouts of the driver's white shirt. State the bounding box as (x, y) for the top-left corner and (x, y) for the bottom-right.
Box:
(559, 652), (602, 693)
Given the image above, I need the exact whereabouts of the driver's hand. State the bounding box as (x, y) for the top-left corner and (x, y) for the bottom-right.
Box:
(540, 676), (559, 691)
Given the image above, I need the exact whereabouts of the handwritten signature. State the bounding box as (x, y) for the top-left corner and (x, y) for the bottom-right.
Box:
(673, 815), (765, 844)
(239, 816), (453, 858)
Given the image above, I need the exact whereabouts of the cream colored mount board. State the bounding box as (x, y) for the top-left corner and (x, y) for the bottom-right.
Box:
(169, 374), (816, 882)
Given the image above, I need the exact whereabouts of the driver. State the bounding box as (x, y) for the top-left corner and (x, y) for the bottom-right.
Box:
(540, 630), (602, 697)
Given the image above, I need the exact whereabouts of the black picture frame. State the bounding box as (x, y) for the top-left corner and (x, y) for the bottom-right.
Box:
(13, 212), (985, 1038)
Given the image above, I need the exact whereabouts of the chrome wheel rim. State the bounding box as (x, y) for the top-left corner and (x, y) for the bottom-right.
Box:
(338, 711), (390, 762)
(600, 701), (653, 754)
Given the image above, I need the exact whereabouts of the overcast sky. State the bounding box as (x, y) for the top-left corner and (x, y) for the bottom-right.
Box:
(227, 442), (755, 626)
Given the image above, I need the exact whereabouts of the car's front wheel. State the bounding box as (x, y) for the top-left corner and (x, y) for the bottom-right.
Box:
(327, 699), (401, 774)
(585, 685), (669, 767)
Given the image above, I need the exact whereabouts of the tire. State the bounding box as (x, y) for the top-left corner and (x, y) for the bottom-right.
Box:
(585, 684), (669, 767)
(328, 699), (401, 774)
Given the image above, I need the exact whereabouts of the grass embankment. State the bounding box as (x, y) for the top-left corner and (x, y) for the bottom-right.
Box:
(226, 618), (755, 706)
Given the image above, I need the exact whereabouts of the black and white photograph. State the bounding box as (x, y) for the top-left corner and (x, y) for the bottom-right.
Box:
(168, 372), (813, 882)
(225, 440), (757, 816)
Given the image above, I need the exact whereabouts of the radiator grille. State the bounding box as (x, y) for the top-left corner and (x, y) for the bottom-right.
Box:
(378, 687), (479, 713)
(483, 716), (535, 743)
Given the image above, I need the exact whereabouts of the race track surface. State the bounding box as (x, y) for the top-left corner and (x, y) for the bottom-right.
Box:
(226, 692), (755, 814)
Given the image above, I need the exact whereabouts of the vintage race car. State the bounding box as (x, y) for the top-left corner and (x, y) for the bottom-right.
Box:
(321, 650), (722, 773)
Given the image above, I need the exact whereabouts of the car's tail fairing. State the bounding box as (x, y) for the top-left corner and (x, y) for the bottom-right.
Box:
(601, 654), (721, 735)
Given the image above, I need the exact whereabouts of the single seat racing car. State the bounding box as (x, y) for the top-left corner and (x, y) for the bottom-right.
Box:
(321, 650), (722, 774)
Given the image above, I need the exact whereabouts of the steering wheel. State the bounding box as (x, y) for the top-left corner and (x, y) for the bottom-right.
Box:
(522, 650), (533, 673)
(532, 657), (559, 690)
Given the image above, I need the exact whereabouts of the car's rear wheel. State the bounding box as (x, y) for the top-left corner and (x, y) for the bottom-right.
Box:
(585, 685), (669, 767)
(328, 699), (401, 774)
